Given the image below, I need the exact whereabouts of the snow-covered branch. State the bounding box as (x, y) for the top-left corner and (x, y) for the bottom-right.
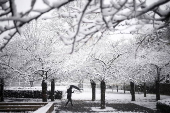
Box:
(0, 0), (170, 51)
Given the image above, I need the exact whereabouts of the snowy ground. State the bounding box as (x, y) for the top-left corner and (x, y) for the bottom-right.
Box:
(4, 86), (170, 113)
(63, 88), (170, 109)
(53, 87), (170, 113)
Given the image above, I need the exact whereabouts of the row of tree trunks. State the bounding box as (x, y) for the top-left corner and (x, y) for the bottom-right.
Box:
(90, 78), (159, 110)
(130, 81), (161, 101)
(90, 80), (149, 109)
(42, 79), (55, 102)
(0, 78), (55, 102)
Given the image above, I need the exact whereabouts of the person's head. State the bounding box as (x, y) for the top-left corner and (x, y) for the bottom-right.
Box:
(67, 85), (71, 90)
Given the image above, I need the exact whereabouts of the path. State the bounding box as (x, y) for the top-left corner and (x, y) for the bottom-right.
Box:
(54, 100), (161, 113)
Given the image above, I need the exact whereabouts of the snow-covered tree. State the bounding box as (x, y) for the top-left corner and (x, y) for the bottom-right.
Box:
(0, 19), (68, 101)
(134, 29), (170, 100)
(85, 39), (130, 108)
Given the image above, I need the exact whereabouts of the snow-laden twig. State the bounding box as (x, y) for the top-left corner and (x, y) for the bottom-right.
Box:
(9, 0), (21, 34)
(135, 34), (150, 58)
(135, 0), (170, 18)
(70, 0), (92, 53)
(100, 0), (108, 28)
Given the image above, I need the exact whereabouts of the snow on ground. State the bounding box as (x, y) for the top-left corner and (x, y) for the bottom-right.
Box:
(7, 86), (170, 110)
(91, 107), (116, 112)
(61, 87), (170, 110)
(5, 86), (170, 113)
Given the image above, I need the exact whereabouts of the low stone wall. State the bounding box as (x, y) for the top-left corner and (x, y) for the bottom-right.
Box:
(33, 102), (54, 113)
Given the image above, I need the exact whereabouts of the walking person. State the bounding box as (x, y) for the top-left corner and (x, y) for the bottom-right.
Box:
(65, 86), (74, 106)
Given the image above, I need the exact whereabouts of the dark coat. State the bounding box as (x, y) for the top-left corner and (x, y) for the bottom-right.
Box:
(67, 88), (74, 99)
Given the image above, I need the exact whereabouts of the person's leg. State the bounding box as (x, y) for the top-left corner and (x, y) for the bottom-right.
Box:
(70, 99), (73, 106)
(65, 99), (69, 106)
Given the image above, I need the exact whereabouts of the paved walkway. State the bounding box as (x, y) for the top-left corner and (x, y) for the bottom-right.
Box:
(54, 100), (161, 113)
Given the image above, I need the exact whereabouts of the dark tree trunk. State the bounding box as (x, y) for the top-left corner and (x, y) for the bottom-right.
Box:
(123, 83), (126, 94)
(101, 80), (106, 109)
(153, 64), (161, 101)
(51, 79), (55, 101)
(137, 85), (140, 94)
(30, 81), (34, 87)
(112, 85), (113, 92)
(144, 82), (146, 97)
(156, 80), (160, 100)
(90, 80), (96, 101)
(116, 85), (118, 92)
(78, 80), (83, 89)
(42, 79), (47, 102)
(0, 78), (4, 102)
(130, 82), (135, 101)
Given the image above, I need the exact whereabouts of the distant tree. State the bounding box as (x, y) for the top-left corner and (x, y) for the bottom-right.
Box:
(134, 29), (170, 100)
(0, 20), (66, 101)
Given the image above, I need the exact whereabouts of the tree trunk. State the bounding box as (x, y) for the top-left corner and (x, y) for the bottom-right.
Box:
(30, 81), (34, 87)
(101, 80), (106, 109)
(144, 82), (146, 97)
(51, 79), (55, 101)
(112, 85), (113, 92)
(0, 78), (4, 102)
(156, 80), (160, 100)
(154, 64), (161, 101)
(123, 83), (126, 94)
(42, 79), (47, 102)
(116, 85), (118, 92)
(138, 85), (140, 94)
(90, 80), (96, 101)
(130, 82), (135, 101)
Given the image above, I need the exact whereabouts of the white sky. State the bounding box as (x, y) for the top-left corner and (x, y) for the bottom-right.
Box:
(15, 0), (54, 18)
(15, 0), (45, 12)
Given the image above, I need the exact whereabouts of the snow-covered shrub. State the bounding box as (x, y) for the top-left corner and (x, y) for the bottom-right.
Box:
(157, 98), (170, 113)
